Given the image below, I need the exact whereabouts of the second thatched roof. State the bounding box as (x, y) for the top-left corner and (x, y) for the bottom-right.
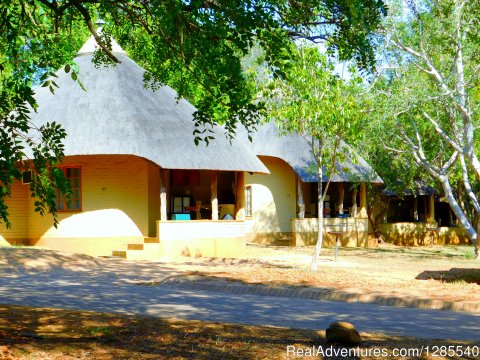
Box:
(242, 122), (383, 183)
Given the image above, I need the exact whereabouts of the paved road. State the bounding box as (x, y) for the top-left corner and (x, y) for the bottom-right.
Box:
(0, 269), (479, 342)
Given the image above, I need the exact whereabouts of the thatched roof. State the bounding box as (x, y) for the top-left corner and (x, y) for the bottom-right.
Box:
(242, 122), (383, 183)
(382, 180), (438, 197)
(26, 36), (268, 173)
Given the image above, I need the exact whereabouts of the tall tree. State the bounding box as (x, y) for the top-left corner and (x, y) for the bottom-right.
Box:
(264, 46), (364, 271)
(0, 0), (386, 226)
(371, 0), (480, 258)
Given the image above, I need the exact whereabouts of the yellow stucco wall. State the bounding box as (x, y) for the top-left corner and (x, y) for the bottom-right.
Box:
(29, 155), (149, 237)
(35, 208), (144, 256)
(148, 162), (160, 237)
(0, 155), (154, 256)
(245, 156), (296, 243)
(378, 223), (470, 246)
(0, 181), (29, 245)
(158, 220), (245, 257)
(292, 218), (374, 247)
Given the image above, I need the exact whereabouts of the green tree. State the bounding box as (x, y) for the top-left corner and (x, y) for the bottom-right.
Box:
(264, 46), (364, 271)
(0, 0), (386, 227)
(0, 6), (87, 227)
(370, 0), (480, 258)
(359, 126), (432, 241)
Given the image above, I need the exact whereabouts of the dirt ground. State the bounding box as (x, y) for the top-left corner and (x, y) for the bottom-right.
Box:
(157, 243), (480, 304)
(0, 243), (479, 304)
(1, 304), (478, 360)
(0, 244), (479, 359)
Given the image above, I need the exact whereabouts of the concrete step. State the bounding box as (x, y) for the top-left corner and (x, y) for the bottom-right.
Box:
(114, 243), (143, 251)
(112, 250), (127, 259)
(128, 243), (144, 250)
(111, 243), (162, 260)
(274, 234), (294, 246)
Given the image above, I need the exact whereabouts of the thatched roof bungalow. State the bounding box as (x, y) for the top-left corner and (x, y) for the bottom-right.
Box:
(1, 30), (384, 257)
(1, 32), (268, 258)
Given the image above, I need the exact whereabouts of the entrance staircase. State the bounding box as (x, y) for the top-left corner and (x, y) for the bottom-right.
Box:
(112, 237), (162, 260)
(273, 233), (294, 246)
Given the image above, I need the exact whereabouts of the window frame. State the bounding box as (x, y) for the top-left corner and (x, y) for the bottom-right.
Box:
(245, 185), (253, 217)
(55, 166), (82, 212)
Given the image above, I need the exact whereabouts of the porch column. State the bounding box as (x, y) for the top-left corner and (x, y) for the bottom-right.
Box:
(359, 183), (367, 217)
(235, 172), (245, 220)
(413, 197), (419, 221)
(211, 171), (218, 220)
(159, 169), (167, 221)
(351, 187), (358, 217)
(297, 177), (305, 219)
(337, 183), (344, 215)
(427, 195), (435, 223)
(423, 197), (428, 220)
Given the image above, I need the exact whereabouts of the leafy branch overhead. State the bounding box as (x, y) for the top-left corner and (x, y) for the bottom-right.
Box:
(12, 0), (386, 136)
(0, 0), (386, 225)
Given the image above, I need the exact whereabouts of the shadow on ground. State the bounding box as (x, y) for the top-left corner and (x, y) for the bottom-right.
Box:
(416, 268), (480, 285)
(1, 304), (479, 360)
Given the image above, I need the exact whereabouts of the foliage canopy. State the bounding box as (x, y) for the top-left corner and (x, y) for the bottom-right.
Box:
(0, 0), (386, 226)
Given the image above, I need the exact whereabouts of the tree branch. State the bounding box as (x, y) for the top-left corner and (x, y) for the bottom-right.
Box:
(441, 150), (458, 173)
(71, 0), (120, 63)
(421, 111), (462, 152)
(395, 117), (440, 177)
(381, 141), (405, 154)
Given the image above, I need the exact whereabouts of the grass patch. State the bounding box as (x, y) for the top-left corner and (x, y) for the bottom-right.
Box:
(0, 304), (478, 360)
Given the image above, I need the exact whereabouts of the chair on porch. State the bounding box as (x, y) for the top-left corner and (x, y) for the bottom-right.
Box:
(195, 201), (202, 220)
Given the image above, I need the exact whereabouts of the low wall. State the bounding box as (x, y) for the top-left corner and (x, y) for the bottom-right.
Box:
(378, 222), (470, 246)
(245, 232), (294, 245)
(32, 209), (144, 256)
(34, 236), (144, 256)
(157, 220), (245, 258)
(291, 217), (374, 248)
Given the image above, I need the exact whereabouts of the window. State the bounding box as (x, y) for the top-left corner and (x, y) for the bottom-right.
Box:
(245, 185), (252, 217)
(22, 170), (32, 184)
(56, 167), (81, 211)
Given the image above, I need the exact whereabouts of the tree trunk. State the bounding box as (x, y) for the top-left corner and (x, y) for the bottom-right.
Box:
(311, 165), (324, 272)
(460, 155), (480, 213)
(440, 176), (479, 258)
(297, 177), (305, 219)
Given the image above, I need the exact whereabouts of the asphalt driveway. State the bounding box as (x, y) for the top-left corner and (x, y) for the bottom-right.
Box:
(0, 268), (479, 342)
